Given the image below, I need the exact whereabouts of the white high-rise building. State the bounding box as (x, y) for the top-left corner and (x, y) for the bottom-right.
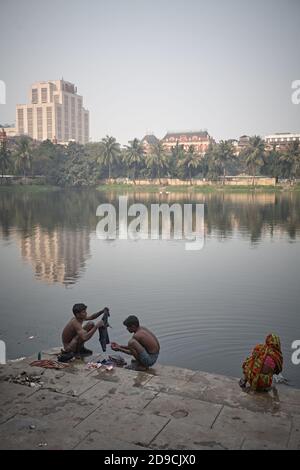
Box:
(16, 80), (89, 144)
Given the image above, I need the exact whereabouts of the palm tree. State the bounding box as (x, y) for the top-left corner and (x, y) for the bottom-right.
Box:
(146, 141), (169, 181)
(170, 142), (185, 177)
(123, 138), (145, 180)
(279, 141), (300, 181)
(178, 145), (202, 180)
(243, 136), (265, 184)
(98, 135), (120, 179)
(0, 143), (10, 181)
(14, 136), (33, 179)
(214, 140), (235, 183)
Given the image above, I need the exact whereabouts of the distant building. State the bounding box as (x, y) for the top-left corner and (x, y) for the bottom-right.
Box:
(227, 138), (239, 155)
(0, 128), (6, 145)
(16, 80), (89, 145)
(238, 135), (250, 148)
(141, 134), (159, 154)
(232, 135), (251, 155)
(162, 130), (214, 155)
(0, 125), (17, 138)
(264, 133), (300, 150)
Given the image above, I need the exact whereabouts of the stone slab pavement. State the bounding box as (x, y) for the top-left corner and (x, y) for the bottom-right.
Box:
(0, 350), (299, 450)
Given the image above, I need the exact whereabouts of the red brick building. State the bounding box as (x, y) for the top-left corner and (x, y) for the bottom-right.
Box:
(162, 130), (214, 155)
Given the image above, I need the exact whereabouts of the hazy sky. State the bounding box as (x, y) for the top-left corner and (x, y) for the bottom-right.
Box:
(0, 0), (299, 144)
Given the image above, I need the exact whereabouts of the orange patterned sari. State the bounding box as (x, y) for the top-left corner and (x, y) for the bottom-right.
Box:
(242, 334), (283, 391)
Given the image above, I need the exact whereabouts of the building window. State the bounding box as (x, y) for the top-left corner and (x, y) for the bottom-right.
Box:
(84, 113), (89, 143)
(47, 107), (52, 139)
(37, 107), (43, 140)
(56, 107), (62, 140)
(71, 97), (76, 139)
(64, 96), (69, 141)
(27, 108), (33, 137)
(32, 89), (38, 104)
(78, 101), (82, 142)
(41, 88), (48, 103)
(17, 108), (24, 134)
(49, 85), (54, 103)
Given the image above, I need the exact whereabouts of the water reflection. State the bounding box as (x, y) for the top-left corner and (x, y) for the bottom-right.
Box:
(20, 226), (90, 285)
(0, 189), (299, 285)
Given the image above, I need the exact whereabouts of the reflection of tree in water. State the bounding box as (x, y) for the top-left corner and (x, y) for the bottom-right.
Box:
(202, 193), (300, 244)
(0, 190), (300, 266)
(0, 189), (101, 236)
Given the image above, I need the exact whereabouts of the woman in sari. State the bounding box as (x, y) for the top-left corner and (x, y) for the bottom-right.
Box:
(239, 334), (283, 391)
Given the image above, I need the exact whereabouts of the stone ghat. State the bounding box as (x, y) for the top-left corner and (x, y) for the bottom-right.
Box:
(0, 348), (299, 450)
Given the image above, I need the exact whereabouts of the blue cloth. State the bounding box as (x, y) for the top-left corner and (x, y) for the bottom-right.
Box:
(138, 350), (159, 367)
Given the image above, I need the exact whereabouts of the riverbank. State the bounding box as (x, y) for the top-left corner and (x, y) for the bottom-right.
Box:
(96, 183), (292, 193)
(0, 348), (299, 450)
(0, 183), (299, 194)
(0, 184), (61, 193)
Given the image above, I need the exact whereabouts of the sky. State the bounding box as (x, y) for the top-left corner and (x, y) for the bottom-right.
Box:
(0, 0), (300, 144)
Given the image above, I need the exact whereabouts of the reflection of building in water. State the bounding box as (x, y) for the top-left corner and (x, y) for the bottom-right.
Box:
(20, 226), (90, 285)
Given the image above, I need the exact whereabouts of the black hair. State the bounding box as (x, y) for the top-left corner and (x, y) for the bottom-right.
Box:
(72, 303), (87, 316)
(123, 315), (139, 328)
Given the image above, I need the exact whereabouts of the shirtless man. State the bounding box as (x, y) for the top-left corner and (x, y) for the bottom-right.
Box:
(111, 315), (160, 370)
(61, 303), (108, 357)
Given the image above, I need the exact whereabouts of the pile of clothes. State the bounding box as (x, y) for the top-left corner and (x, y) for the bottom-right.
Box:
(86, 354), (127, 371)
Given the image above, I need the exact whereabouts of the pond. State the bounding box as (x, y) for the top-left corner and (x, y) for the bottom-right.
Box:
(0, 188), (299, 388)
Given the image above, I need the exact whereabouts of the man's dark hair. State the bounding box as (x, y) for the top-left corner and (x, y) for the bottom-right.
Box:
(123, 315), (139, 328)
(72, 303), (87, 316)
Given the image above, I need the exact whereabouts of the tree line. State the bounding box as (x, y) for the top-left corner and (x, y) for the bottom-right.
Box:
(0, 134), (299, 186)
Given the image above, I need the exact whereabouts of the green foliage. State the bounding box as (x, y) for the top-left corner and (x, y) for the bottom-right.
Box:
(5, 134), (300, 187)
(177, 145), (204, 179)
(279, 142), (300, 180)
(13, 136), (34, 178)
(241, 136), (265, 180)
(97, 135), (121, 178)
(0, 138), (11, 179)
(56, 142), (98, 186)
(123, 138), (145, 179)
(146, 141), (169, 179)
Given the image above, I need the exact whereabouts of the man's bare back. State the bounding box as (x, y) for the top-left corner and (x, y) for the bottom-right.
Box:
(111, 316), (160, 369)
(133, 327), (160, 354)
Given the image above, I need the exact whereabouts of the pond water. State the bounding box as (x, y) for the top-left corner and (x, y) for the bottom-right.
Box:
(0, 189), (299, 387)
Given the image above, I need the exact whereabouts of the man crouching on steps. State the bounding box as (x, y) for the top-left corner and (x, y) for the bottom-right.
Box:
(111, 315), (160, 370)
(61, 303), (109, 357)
